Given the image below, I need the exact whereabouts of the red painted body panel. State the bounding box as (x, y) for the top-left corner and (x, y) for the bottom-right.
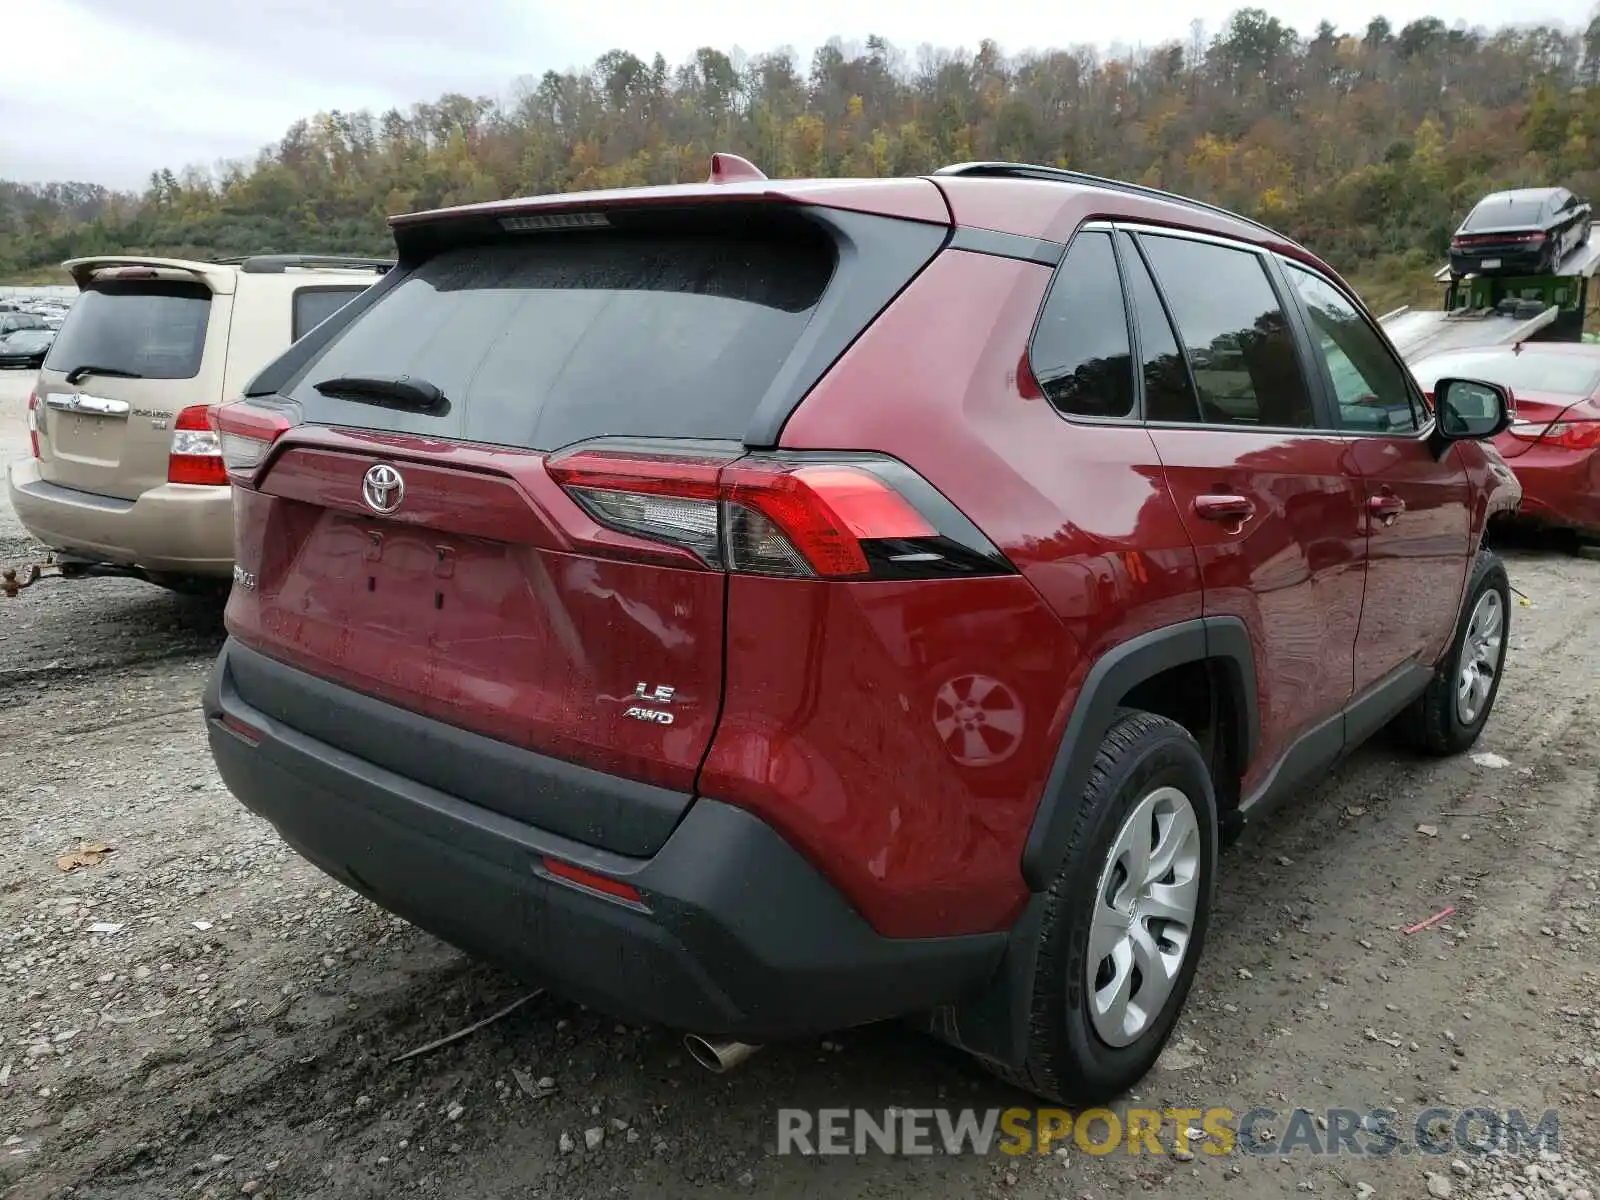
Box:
(227, 437), (727, 793)
(1345, 438), (1473, 686)
(1145, 429), (1365, 793)
(759, 251), (1205, 931)
(1494, 389), (1599, 534)
(1500, 439), (1600, 533)
(700, 574), (1075, 938)
(779, 250), (1204, 653)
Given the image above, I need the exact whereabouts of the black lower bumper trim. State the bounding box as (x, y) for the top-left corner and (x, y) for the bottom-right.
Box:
(204, 641), (1005, 1039)
(221, 638), (690, 858)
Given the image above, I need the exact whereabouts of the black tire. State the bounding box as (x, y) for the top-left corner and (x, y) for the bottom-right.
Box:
(984, 710), (1218, 1105)
(1393, 549), (1510, 756)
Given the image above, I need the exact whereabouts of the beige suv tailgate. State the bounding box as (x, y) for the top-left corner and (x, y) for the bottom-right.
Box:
(36, 262), (234, 501)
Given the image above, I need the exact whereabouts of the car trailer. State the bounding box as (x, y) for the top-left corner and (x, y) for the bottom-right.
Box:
(1382, 226), (1598, 363)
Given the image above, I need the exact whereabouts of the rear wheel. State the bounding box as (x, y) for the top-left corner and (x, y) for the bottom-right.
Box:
(984, 710), (1217, 1104)
(1393, 550), (1509, 755)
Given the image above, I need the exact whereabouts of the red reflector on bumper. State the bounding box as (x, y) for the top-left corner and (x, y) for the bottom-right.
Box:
(220, 714), (263, 744)
(542, 857), (643, 903)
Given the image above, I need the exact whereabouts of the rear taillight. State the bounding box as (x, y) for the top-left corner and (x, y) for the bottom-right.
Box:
(25, 391), (39, 458)
(167, 404), (228, 486)
(1525, 419), (1600, 451)
(1453, 232), (1545, 247)
(546, 445), (1011, 580)
(210, 401), (295, 482)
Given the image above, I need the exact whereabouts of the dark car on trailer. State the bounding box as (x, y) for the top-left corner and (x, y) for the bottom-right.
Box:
(1449, 187), (1593, 278)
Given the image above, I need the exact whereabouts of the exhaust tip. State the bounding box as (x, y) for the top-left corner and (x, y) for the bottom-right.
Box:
(683, 1034), (761, 1073)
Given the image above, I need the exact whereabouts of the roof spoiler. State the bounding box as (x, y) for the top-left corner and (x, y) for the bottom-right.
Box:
(61, 256), (234, 292)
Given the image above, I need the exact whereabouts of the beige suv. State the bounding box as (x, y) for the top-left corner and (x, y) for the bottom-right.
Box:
(7, 254), (388, 591)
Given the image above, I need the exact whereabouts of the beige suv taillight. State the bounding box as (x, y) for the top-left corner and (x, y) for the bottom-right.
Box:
(167, 404), (228, 486)
(25, 391), (40, 458)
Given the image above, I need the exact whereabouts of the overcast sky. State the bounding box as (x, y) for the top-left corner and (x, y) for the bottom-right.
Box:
(3, 0), (1594, 189)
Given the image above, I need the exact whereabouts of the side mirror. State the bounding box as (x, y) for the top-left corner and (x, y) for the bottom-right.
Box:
(1428, 376), (1512, 455)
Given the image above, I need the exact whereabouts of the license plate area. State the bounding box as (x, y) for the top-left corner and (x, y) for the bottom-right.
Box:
(1481, 258), (1502, 270)
(345, 518), (500, 621)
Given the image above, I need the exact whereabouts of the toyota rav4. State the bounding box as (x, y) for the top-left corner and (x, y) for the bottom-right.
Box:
(203, 157), (1522, 1103)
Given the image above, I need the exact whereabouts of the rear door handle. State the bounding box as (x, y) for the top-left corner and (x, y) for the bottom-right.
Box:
(1193, 494), (1255, 522)
(1368, 494), (1406, 525)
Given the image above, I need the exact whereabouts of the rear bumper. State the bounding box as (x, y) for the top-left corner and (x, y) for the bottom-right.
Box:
(1448, 245), (1549, 276)
(203, 638), (1004, 1039)
(1501, 447), (1600, 534)
(6, 458), (233, 575)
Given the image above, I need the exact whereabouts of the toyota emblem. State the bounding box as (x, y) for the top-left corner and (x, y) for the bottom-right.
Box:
(362, 463), (405, 514)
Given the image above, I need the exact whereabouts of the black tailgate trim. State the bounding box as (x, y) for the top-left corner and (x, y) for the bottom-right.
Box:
(219, 638), (691, 858)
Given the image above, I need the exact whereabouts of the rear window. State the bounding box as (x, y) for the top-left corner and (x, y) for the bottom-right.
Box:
(286, 227), (836, 450)
(1464, 196), (1547, 230)
(44, 281), (212, 380)
(1413, 351), (1600, 398)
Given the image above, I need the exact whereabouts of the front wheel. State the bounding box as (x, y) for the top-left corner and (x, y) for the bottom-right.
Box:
(984, 710), (1217, 1105)
(1393, 550), (1510, 755)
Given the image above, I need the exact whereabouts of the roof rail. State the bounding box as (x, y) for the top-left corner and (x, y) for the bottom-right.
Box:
(932, 162), (1291, 242)
(222, 254), (395, 275)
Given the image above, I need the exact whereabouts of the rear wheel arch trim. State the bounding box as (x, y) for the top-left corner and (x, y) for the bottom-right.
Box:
(923, 617), (1256, 1071)
(1020, 616), (1257, 891)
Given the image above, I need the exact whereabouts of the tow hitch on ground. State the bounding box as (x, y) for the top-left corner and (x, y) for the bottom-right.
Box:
(2, 558), (62, 597)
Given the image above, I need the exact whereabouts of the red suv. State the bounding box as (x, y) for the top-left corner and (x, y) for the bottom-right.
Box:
(204, 159), (1522, 1103)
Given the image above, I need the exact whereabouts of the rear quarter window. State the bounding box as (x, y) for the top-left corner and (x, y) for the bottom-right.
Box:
(286, 226), (836, 451)
(44, 281), (212, 380)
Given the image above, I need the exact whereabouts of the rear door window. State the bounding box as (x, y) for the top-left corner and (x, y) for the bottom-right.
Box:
(1119, 233), (1202, 424)
(44, 281), (212, 380)
(1138, 234), (1318, 429)
(286, 227), (836, 450)
(292, 287), (366, 342)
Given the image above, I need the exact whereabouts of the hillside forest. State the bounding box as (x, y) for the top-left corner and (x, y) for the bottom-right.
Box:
(4, 9), (1600, 314)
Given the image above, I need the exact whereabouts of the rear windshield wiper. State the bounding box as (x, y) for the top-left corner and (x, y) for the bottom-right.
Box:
(312, 373), (450, 415)
(64, 365), (143, 385)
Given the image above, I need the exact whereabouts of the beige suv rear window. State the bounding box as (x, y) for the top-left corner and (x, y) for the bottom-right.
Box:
(44, 281), (211, 380)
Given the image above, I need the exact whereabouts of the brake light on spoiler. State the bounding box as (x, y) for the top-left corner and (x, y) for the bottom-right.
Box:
(547, 444), (1013, 581)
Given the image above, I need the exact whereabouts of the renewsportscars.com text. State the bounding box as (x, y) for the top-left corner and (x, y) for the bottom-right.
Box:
(776, 1106), (1561, 1157)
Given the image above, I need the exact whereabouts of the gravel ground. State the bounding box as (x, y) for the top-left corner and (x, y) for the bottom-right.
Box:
(1, 368), (1597, 1200)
